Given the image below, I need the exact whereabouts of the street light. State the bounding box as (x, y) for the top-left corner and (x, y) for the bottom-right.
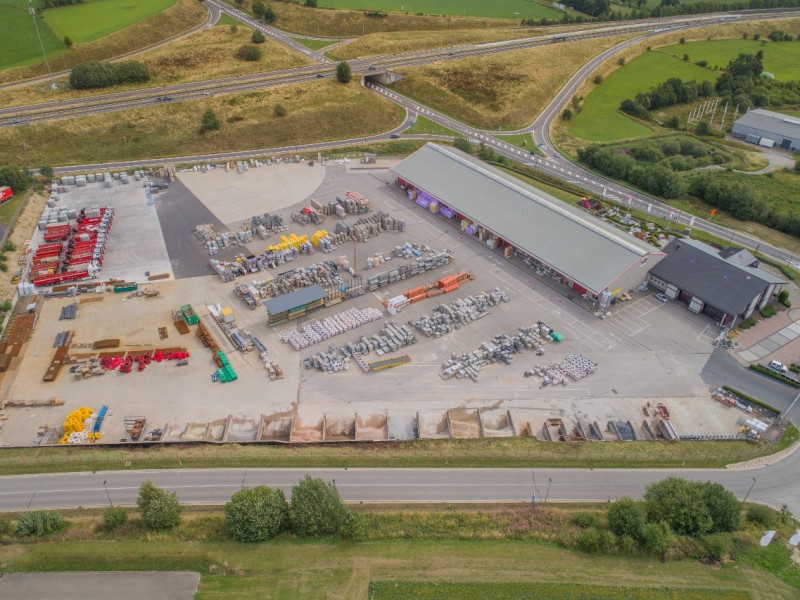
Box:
(103, 480), (113, 507)
(742, 477), (757, 505)
(544, 477), (552, 504)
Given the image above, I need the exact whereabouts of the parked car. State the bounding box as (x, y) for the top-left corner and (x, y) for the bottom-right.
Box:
(655, 293), (670, 303)
(390, 133), (400, 139)
(768, 360), (788, 374)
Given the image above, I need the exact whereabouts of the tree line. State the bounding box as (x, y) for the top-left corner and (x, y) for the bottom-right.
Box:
(620, 78), (714, 120)
(41, 0), (83, 7)
(558, 0), (800, 24)
(69, 61), (150, 90)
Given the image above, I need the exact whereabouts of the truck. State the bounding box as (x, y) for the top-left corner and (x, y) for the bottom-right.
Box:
(0, 186), (12, 205)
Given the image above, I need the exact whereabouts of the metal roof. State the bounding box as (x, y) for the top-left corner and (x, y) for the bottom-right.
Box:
(733, 109), (800, 139)
(264, 284), (327, 315)
(649, 238), (785, 316)
(391, 143), (662, 294)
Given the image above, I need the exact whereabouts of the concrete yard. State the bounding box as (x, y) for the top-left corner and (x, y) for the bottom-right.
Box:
(0, 571), (200, 600)
(0, 161), (770, 447)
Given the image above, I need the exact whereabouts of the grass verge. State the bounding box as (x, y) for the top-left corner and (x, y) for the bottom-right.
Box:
(43, 0), (176, 44)
(406, 115), (458, 136)
(0, 0), (207, 85)
(497, 132), (541, 155)
(0, 191), (27, 226)
(0, 426), (796, 475)
(392, 34), (633, 130)
(0, 80), (404, 166)
(292, 37), (341, 51)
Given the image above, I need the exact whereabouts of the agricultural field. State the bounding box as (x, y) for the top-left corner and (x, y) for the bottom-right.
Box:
(569, 52), (718, 142)
(392, 34), (633, 130)
(0, 80), (403, 166)
(228, 0), (519, 37)
(659, 40), (800, 81)
(316, 0), (563, 20)
(0, 0), (207, 85)
(0, 0), (65, 71)
(0, 25), (311, 108)
(42, 0), (176, 44)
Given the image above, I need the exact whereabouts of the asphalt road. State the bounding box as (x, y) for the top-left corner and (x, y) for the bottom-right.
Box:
(1, 451), (798, 513)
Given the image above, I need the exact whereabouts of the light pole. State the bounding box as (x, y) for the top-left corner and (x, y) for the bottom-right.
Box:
(103, 480), (113, 506)
(742, 477), (757, 505)
(28, 1), (55, 88)
(544, 477), (552, 504)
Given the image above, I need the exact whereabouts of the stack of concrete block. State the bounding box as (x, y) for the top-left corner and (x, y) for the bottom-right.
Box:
(411, 289), (510, 338)
(280, 306), (383, 350)
(367, 249), (453, 292)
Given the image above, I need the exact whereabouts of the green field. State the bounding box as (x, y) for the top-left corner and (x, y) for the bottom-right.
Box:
(317, 0), (563, 20)
(43, 0), (176, 44)
(1, 0), (65, 71)
(292, 36), (340, 51)
(659, 39), (800, 81)
(369, 582), (751, 599)
(570, 52), (718, 142)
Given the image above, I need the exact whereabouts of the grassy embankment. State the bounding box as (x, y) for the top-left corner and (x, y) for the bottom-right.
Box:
(0, 25), (311, 109)
(227, 0), (520, 37)
(0, 503), (798, 599)
(292, 37), (341, 51)
(0, 425), (796, 476)
(317, 0), (563, 20)
(405, 115), (459, 137)
(0, 0), (208, 85)
(391, 35), (634, 130)
(0, 80), (404, 166)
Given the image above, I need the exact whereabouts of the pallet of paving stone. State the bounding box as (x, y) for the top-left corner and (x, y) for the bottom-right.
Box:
(93, 338), (120, 349)
(79, 296), (105, 305)
(147, 273), (170, 281)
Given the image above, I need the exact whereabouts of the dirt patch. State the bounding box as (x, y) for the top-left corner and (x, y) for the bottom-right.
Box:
(260, 411), (294, 442)
(480, 408), (515, 438)
(418, 411), (450, 439)
(181, 422), (208, 442)
(205, 418), (228, 442)
(226, 417), (258, 442)
(448, 408), (481, 439)
(356, 413), (388, 441)
(325, 415), (355, 441)
(290, 416), (323, 443)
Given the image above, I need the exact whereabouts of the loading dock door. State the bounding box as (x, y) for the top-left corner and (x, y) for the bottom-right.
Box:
(665, 284), (679, 299)
(688, 297), (705, 314)
(781, 139), (792, 149)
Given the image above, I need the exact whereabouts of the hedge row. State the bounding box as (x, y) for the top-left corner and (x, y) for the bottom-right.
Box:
(721, 385), (780, 414)
(748, 364), (800, 388)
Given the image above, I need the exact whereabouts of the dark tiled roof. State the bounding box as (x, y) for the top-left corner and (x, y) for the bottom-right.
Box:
(264, 284), (327, 315)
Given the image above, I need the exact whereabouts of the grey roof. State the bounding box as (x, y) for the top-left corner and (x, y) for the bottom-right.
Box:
(264, 284), (327, 315)
(649, 238), (785, 316)
(391, 143), (662, 294)
(733, 109), (800, 139)
(719, 247), (758, 269)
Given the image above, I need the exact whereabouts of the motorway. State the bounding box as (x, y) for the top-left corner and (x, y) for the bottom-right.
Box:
(0, 448), (797, 513)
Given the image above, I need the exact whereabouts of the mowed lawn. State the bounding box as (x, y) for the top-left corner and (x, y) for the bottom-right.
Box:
(42, 0), (176, 44)
(659, 39), (800, 80)
(569, 52), (718, 142)
(317, 0), (562, 20)
(0, 0), (65, 70)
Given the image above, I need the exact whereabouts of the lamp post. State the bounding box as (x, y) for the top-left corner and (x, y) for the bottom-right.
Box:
(28, 1), (55, 87)
(742, 477), (757, 505)
(544, 478), (552, 504)
(103, 480), (113, 507)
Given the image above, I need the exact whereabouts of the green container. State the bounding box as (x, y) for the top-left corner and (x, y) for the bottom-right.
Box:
(113, 283), (137, 293)
(550, 332), (564, 342)
(181, 304), (199, 325)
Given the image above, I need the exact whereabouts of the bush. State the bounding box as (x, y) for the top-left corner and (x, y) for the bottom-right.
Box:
(665, 115), (680, 129)
(577, 527), (602, 553)
(561, 108), (573, 120)
(63, 35), (73, 48)
(274, 104), (287, 117)
(453, 137), (472, 154)
(599, 530), (618, 553)
(607, 497), (645, 540)
(617, 57), (625, 65)
(200, 109), (221, 133)
(2, 240), (17, 252)
(0, 165), (32, 194)
(746, 504), (776, 527)
(618, 534), (638, 554)
(252, 30), (266, 44)
(102, 506), (128, 530)
(701, 482), (741, 533)
(239, 45), (262, 61)
(225, 485), (289, 542)
(15, 510), (65, 537)
(305, 0), (317, 6)
(252, 0), (265, 17)
(69, 61), (150, 89)
(0, 517), (13, 536)
(644, 478), (712, 536)
(264, 7), (276, 22)
(570, 511), (601, 529)
(701, 533), (732, 561)
(592, 74), (603, 84)
(289, 475), (350, 537)
(137, 481), (182, 531)
(39, 165), (54, 179)
(760, 304), (776, 318)
(739, 316), (757, 329)
(778, 290), (791, 308)
(336, 61), (352, 84)
(642, 521), (673, 557)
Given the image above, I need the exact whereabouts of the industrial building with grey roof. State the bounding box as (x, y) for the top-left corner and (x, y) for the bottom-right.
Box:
(731, 108), (800, 151)
(647, 238), (785, 327)
(391, 143), (665, 297)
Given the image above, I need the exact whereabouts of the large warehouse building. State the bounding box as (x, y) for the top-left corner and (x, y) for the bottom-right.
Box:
(731, 108), (800, 151)
(647, 239), (785, 327)
(391, 143), (665, 299)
